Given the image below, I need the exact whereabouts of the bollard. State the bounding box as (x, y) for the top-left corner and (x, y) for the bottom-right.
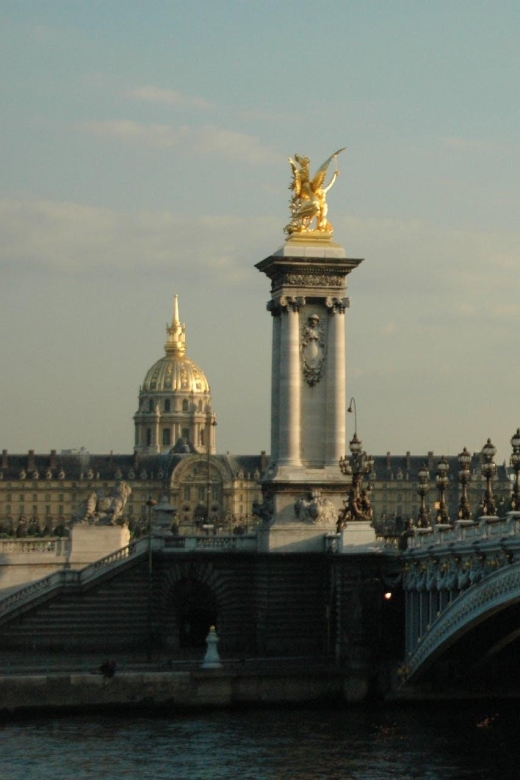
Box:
(201, 625), (222, 669)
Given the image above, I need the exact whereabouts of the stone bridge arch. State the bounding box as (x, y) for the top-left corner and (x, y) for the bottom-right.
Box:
(156, 558), (244, 653)
(406, 559), (520, 683)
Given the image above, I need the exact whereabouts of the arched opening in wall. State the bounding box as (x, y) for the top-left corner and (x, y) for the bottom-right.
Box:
(172, 577), (217, 649)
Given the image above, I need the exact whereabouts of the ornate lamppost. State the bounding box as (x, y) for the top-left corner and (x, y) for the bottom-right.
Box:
(480, 438), (497, 517)
(338, 432), (374, 530)
(416, 464), (430, 528)
(457, 446), (472, 520)
(510, 428), (520, 511)
(435, 456), (450, 524)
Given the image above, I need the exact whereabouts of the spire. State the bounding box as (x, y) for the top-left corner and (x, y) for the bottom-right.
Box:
(165, 294), (186, 356)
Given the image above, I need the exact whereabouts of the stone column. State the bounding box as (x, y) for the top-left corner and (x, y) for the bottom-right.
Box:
(153, 406), (160, 452)
(268, 302), (282, 464)
(325, 298), (349, 465)
(278, 297), (304, 467)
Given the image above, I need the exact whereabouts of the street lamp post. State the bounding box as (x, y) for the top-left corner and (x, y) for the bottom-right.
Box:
(435, 456), (450, 525)
(338, 431), (374, 530)
(457, 446), (472, 520)
(480, 438), (497, 517)
(347, 397), (358, 436)
(510, 428), (520, 510)
(416, 464), (430, 528)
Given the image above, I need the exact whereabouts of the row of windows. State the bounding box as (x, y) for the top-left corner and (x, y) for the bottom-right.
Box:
(3, 506), (65, 516)
(1, 494), (68, 502)
(144, 427), (192, 446)
(182, 486), (220, 501)
(145, 398), (208, 414)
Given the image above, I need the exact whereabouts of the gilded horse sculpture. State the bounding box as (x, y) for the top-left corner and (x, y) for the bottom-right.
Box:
(285, 148), (345, 236)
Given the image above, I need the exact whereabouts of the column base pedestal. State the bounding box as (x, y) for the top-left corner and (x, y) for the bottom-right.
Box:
(339, 522), (377, 551)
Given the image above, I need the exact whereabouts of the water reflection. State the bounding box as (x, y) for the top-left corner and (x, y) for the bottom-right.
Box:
(1, 703), (519, 780)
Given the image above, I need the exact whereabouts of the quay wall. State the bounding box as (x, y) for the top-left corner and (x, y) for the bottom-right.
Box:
(0, 668), (348, 715)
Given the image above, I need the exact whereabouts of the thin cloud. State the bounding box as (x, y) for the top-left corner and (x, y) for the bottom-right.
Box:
(381, 322), (397, 335)
(0, 198), (278, 283)
(78, 120), (186, 148)
(126, 85), (213, 111)
(444, 136), (494, 151)
(77, 120), (277, 163)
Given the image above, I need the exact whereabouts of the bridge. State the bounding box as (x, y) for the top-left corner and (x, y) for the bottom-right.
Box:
(2, 516), (520, 699)
(402, 511), (520, 692)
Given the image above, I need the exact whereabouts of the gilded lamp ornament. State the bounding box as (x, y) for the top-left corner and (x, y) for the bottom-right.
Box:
(285, 148), (345, 236)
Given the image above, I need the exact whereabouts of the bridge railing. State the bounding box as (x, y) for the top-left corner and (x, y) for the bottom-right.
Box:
(407, 512), (520, 550)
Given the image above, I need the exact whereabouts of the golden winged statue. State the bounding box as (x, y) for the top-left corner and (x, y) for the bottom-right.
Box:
(285, 148), (346, 236)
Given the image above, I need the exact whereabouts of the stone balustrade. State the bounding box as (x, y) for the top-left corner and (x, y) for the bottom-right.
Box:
(162, 534), (258, 552)
(0, 538), (70, 555)
(407, 512), (520, 551)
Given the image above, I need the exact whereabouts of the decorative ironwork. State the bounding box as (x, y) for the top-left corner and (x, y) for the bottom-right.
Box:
(416, 464), (431, 528)
(337, 415), (374, 529)
(435, 456), (451, 524)
(510, 428), (520, 510)
(457, 447), (472, 520)
(479, 438), (497, 516)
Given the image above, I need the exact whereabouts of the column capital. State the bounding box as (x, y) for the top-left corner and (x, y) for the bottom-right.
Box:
(267, 295), (306, 316)
(326, 296), (350, 313)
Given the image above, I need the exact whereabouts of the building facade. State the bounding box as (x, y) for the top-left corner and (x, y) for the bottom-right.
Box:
(0, 298), (515, 540)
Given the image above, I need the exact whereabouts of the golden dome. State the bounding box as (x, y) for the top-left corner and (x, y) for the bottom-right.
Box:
(141, 296), (210, 394)
(142, 354), (209, 394)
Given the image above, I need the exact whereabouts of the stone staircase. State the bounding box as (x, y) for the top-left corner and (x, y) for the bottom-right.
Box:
(0, 540), (151, 652)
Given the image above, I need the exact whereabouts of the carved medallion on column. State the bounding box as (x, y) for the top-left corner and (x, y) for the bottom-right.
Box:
(301, 314), (326, 387)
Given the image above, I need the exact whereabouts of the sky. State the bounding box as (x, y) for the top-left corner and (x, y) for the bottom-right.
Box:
(2, 0), (520, 464)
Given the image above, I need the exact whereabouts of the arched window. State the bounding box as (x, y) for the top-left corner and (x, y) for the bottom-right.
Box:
(148, 399), (154, 413)
(162, 428), (171, 446)
(182, 399), (189, 412)
(146, 428), (152, 446)
(164, 399), (171, 413)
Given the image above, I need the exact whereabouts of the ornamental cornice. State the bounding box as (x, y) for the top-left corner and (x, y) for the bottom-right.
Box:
(403, 547), (516, 593)
(283, 272), (345, 288)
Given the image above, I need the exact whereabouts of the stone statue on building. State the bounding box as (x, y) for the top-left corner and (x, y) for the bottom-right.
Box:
(337, 488), (373, 531)
(285, 148), (345, 236)
(301, 315), (326, 386)
(294, 490), (337, 526)
(252, 492), (274, 524)
(72, 481), (132, 526)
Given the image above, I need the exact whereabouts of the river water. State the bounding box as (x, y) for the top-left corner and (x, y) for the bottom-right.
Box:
(1, 702), (518, 780)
